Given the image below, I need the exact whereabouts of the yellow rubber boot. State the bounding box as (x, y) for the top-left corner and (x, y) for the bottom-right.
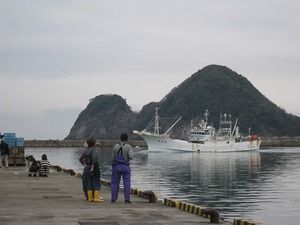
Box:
(87, 190), (93, 202)
(93, 190), (104, 203)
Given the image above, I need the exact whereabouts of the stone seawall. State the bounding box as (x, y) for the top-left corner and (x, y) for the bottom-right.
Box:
(24, 138), (300, 148)
(260, 137), (300, 148)
(25, 139), (147, 148)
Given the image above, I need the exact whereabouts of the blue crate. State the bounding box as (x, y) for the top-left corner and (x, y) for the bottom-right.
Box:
(15, 137), (24, 147)
(4, 133), (16, 138)
(4, 137), (16, 148)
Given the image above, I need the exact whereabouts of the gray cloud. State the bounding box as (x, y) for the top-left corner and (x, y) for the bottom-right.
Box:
(1, 0), (300, 139)
(0, 107), (82, 140)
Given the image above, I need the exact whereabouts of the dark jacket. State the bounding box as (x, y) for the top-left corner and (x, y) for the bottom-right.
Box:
(0, 141), (10, 156)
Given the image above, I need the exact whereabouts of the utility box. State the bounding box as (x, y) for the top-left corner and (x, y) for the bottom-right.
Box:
(9, 147), (26, 166)
(1, 132), (26, 167)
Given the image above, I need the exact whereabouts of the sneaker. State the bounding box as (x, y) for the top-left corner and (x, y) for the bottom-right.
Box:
(125, 200), (131, 203)
(111, 200), (116, 203)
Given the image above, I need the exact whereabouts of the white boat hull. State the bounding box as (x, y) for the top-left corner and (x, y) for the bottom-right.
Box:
(136, 132), (261, 152)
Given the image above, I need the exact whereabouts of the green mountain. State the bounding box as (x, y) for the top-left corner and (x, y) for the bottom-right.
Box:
(65, 65), (300, 140)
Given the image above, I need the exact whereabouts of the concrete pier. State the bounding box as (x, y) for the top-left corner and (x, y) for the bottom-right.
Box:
(0, 166), (232, 225)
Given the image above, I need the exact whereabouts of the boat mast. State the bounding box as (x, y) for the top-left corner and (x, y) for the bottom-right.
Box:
(231, 119), (238, 137)
(204, 109), (209, 128)
(154, 107), (160, 135)
(228, 114), (232, 138)
(219, 113), (232, 138)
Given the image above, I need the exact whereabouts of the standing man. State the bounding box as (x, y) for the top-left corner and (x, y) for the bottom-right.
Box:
(111, 133), (133, 203)
(0, 138), (10, 168)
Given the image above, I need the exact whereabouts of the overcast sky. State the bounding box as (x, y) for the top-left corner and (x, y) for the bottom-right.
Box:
(1, 0), (299, 140)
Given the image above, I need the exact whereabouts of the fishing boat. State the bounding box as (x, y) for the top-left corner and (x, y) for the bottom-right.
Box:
(133, 108), (261, 152)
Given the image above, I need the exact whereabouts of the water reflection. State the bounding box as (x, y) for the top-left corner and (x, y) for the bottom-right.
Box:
(25, 147), (300, 225)
(132, 151), (263, 220)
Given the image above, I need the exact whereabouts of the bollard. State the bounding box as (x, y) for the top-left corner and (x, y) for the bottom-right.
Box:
(142, 190), (156, 203)
(67, 169), (76, 176)
(201, 208), (219, 223)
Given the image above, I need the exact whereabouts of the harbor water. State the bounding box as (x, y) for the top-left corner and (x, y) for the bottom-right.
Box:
(25, 147), (300, 225)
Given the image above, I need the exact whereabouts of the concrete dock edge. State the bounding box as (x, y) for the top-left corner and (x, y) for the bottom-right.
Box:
(53, 165), (264, 225)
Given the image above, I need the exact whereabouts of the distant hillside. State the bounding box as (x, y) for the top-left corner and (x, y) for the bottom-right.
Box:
(65, 65), (300, 140)
(65, 94), (137, 140)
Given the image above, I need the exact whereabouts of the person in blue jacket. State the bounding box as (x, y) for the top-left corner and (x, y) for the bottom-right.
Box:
(111, 133), (133, 203)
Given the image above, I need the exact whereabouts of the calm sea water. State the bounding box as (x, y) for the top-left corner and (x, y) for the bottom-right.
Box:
(25, 147), (300, 225)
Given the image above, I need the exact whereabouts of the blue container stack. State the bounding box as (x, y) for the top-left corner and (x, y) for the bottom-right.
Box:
(2, 132), (26, 166)
(15, 138), (25, 147)
(3, 133), (25, 147)
(4, 133), (16, 148)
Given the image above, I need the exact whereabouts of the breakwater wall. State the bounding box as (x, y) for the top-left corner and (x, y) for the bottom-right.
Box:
(261, 137), (300, 148)
(25, 139), (147, 148)
(24, 137), (300, 148)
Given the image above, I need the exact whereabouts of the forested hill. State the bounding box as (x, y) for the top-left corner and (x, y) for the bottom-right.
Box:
(65, 65), (300, 140)
(66, 94), (137, 140)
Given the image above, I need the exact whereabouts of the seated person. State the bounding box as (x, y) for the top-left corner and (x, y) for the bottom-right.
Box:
(39, 154), (51, 177)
